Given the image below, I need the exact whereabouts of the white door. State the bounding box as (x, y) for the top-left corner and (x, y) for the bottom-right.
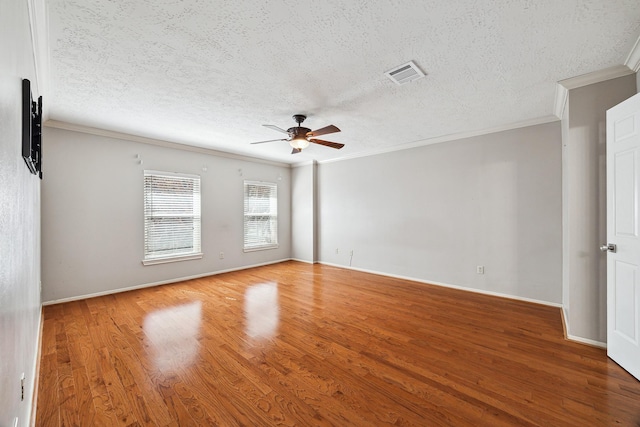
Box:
(606, 92), (640, 381)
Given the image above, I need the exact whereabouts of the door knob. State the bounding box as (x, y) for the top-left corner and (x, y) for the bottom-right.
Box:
(600, 243), (617, 253)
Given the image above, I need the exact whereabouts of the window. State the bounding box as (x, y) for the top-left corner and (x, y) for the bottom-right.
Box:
(143, 171), (202, 265)
(244, 181), (278, 251)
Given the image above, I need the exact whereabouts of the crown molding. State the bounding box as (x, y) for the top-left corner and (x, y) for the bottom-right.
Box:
(553, 64), (635, 118)
(557, 64), (634, 91)
(625, 34), (640, 72)
(317, 115), (559, 165)
(44, 120), (291, 168)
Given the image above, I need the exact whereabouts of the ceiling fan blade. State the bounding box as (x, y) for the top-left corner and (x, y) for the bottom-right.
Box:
(291, 148), (302, 154)
(251, 138), (288, 144)
(263, 124), (290, 135)
(309, 138), (345, 149)
(307, 125), (340, 138)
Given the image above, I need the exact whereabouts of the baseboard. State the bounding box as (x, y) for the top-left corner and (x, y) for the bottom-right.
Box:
(318, 261), (563, 308)
(42, 258), (292, 305)
(565, 334), (607, 349)
(320, 262), (606, 347)
(289, 258), (316, 264)
(559, 306), (607, 348)
(319, 262), (614, 348)
(560, 307), (569, 339)
(42, 259), (608, 351)
(29, 305), (44, 427)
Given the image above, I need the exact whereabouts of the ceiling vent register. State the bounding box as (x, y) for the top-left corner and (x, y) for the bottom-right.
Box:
(384, 61), (426, 85)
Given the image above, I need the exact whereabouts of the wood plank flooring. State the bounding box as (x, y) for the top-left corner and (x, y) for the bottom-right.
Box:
(36, 261), (640, 426)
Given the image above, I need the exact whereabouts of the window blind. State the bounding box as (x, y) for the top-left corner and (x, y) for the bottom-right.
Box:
(243, 181), (278, 251)
(144, 171), (201, 261)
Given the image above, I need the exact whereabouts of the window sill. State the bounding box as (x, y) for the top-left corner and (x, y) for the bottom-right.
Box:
(243, 245), (279, 253)
(142, 253), (203, 266)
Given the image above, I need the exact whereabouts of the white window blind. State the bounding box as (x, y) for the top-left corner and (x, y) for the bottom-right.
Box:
(144, 171), (201, 264)
(244, 181), (278, 251)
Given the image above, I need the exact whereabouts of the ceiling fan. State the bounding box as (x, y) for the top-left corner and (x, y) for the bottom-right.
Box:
(251, 114), (345, 154)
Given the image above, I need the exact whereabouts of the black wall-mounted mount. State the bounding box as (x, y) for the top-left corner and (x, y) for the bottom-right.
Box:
(22, 79), (42, 179)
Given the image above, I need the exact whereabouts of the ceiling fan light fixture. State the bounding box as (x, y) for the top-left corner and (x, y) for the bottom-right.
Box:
(290, 135), (309, 149)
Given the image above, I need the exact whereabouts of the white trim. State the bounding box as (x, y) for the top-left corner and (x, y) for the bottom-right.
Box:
(561, 297), (607, 348)
(624, 34), (640, 72)
(243, 245), (279, 253)
(42, 258), (292, 305)
(28, 306), (43, 427)
(553, 65), (635, 119)
(43, 257), (560, 307)
(44, 120), (291, 168)
(314, 116), (559, 166)
(562, 306), (570, 337)
(565, 334), (607, 349)
(318, 261), (607, 348)
(557, 65), (634, 91)
(558, 309), (610, 348)
(144, 169), (201, 180)
(142, 253), (203, 266)
(244, 179), (278, 185)
(42, 258), (607, 349)
(318, 261), (563, 308)
(553, 84), (569, 119)
(290, 258), (316, 264)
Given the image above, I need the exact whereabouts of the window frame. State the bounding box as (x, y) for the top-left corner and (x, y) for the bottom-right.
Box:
(142, 170), (203, 266)
(243, 180), (278, 252)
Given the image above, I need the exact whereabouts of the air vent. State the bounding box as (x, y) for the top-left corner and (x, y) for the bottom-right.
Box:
(384, 61), (426, 85)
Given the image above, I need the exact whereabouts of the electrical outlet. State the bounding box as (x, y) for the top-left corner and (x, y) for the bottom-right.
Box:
(476, 266), (484, 274)
(335, 248), (339, 254)
(219, 252), (224, 259)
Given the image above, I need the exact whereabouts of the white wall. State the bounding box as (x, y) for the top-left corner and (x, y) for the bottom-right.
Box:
(563, 74), (637, 344)
(0, 0), (43, 425)
(41, 127), (291, 302)
(291, 162), (316, 262)
(317, 122), (562, 304)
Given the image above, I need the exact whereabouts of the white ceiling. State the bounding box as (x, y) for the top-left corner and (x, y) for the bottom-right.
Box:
(46, 0), (640, 164)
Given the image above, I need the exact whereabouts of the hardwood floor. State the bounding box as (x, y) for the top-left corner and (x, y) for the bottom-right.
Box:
(36, 261), (640, 426)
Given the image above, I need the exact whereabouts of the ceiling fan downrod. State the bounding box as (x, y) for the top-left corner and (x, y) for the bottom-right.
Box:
(292, 114), (306, 126)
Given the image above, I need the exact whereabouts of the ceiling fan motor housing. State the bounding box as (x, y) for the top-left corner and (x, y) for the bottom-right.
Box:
(287, 126), (312, 137)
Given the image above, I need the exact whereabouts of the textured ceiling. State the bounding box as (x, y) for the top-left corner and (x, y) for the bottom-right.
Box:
(47, 0), (640, 164)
